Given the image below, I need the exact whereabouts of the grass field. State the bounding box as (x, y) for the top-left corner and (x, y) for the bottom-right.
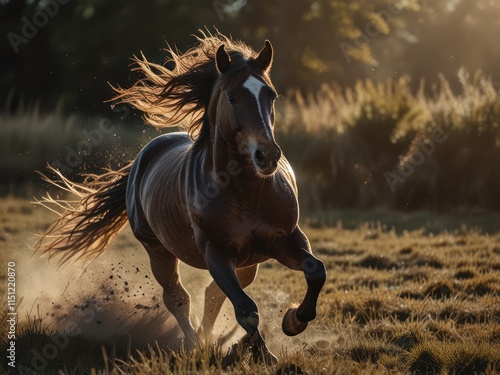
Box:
(0, 196), (499, 374)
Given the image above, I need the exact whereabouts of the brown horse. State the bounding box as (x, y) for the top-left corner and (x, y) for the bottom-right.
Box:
(37, 31), (326, 363)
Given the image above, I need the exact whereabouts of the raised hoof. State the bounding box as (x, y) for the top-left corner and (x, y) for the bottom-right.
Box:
(282, 307), (308, 336)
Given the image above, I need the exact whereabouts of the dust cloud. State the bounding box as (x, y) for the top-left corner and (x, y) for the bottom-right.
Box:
(14, 225), (329, 356)
(15, 227), (238, 351)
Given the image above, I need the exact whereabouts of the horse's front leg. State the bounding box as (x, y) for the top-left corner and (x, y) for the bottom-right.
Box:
(274, 226), (326, 336)
(199, 264), (258, 339)
(203, 241), (277, 364)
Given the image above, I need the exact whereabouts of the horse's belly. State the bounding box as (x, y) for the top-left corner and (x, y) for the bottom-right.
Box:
(137, 199), (208, 269)
(156, 223), (207, 269)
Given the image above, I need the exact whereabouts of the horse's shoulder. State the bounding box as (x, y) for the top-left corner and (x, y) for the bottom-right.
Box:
(129, 132), (191, 190)
(131, 132), (191, 170)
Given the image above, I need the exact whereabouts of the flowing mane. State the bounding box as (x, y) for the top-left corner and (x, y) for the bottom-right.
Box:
(111, 30), (256, 138)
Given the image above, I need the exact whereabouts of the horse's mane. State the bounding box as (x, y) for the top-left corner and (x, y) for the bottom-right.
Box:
(111, 29), (255, 138)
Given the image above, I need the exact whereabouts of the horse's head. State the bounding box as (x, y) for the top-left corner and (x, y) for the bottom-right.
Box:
(213, 41), (281, 177)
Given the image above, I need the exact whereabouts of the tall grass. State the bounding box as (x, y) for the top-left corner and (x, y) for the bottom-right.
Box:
(0, 94), (156, 194)
(277, 69), (500, 211)
(2, 70), (500, 210)
(0, 95), (78, 188)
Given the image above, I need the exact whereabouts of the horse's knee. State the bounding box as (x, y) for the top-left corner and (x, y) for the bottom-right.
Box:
(295, 257), (326, 323)
(303, 256), (326, 287)
(235, 299), (259, 334)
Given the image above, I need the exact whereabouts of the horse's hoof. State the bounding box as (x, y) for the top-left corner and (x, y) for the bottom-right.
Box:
(263, 350), (278, 365)
(282, 307), (308, 336)
(183, 331), (198, 349)
(255, 349), (278, 366)
(250, 335), (278, 365)
(223, 332), (271, 367)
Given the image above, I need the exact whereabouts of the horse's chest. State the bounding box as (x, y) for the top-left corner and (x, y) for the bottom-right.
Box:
(227, 200), (297, 249)
(221, 215), (290, 267)
(192, 171), (299, 263)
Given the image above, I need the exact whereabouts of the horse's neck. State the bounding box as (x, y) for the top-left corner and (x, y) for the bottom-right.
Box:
(198, 126), (261, 189)
(192, 115), (265, 191)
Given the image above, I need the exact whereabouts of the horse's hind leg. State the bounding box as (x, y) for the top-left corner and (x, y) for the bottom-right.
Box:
(142, 240), (197, 347)
(199, 264), (258, 338)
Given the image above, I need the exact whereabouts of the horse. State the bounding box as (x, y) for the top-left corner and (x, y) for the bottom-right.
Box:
(37, 31), (326, 363)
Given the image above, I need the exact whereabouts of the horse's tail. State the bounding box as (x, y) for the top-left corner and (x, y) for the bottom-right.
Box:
(35, 162), (132, 264)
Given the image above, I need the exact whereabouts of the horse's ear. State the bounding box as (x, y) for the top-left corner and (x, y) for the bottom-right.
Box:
(255, 40), (273, 72)
(216, 44), (231, 74)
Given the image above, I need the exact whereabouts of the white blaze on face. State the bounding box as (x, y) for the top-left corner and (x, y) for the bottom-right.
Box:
(242, 75), (272, 138)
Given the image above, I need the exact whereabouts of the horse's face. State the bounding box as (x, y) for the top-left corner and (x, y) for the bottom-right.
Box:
(215, 42), (282, 177)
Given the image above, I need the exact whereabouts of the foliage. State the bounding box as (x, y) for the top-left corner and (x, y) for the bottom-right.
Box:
(5, 0), (500, 111)
(277, 70), (500, 211)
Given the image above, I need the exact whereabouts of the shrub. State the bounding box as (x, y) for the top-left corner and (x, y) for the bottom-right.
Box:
(278, 70), (500, 211)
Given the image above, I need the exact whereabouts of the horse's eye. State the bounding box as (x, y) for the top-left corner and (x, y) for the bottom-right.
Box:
(227, 96), (237, 104)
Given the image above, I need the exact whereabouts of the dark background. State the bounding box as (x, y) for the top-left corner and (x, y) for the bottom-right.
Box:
(3, 0), (500, 113)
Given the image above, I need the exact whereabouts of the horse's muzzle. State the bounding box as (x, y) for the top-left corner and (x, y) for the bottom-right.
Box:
(253, 146), (281, 176)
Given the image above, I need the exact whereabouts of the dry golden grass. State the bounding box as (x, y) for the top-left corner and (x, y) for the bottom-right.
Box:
(0, 196), (499, 374)
(276, 70), (500, 211)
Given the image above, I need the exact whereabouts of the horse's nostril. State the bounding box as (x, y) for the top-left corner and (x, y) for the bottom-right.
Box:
(253, 147), (280, 174)
(273, 148), (282, 164)
(254, 149), (267, 166)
